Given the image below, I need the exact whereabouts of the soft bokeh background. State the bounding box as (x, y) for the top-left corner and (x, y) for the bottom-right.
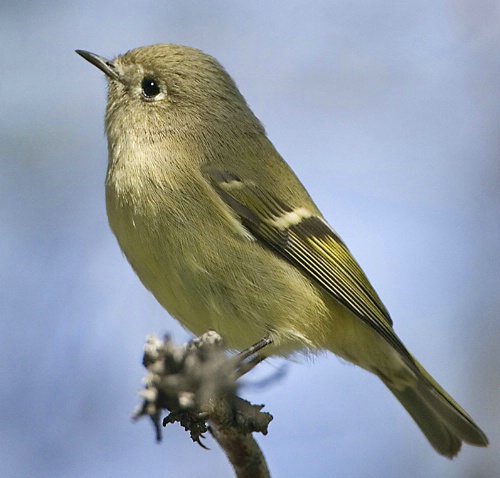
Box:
(2, 1), (499, 477)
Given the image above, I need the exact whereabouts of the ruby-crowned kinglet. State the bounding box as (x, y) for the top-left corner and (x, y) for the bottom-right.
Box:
(77, 44), (488, 457)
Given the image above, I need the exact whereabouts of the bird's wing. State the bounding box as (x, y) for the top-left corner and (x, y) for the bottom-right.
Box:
(203, 167), (416, 366)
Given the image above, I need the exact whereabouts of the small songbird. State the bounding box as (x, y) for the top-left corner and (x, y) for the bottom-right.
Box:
(77, 44), (488, 457)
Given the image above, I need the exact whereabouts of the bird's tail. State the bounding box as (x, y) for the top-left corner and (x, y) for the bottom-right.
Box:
(380, 357), (488, 458)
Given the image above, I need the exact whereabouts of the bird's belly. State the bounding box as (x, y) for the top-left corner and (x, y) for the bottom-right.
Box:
(107, 202), (331, 354)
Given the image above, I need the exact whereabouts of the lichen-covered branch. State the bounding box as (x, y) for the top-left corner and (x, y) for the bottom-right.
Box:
(132, 331), (273, 478)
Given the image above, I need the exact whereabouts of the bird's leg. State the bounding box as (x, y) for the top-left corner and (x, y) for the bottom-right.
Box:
(234, 334), (273, 378)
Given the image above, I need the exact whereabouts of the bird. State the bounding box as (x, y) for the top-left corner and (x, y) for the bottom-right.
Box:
(77, 44), (488, 457)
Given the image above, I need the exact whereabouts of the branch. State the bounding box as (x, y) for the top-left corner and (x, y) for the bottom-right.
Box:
(132, 331), (273, 478)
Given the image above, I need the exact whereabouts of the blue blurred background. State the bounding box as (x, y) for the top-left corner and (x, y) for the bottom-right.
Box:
(1, 1), (499, 477)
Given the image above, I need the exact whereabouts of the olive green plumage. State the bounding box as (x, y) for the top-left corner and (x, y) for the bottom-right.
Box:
(77, 44), (488, 457)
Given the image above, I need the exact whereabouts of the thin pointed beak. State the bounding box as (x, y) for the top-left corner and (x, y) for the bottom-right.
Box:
(76, 49), (122, 82)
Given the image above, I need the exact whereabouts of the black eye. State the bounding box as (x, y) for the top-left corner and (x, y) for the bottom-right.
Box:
(141, 77), (161, 99)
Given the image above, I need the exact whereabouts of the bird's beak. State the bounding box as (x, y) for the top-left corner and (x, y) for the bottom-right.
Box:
(76, 49), (122, 82)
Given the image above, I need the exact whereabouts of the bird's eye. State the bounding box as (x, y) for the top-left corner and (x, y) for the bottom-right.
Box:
(141, 77), (161, 99)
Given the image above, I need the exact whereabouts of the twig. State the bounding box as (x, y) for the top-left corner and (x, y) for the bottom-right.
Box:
(132, 331), (274, 477)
